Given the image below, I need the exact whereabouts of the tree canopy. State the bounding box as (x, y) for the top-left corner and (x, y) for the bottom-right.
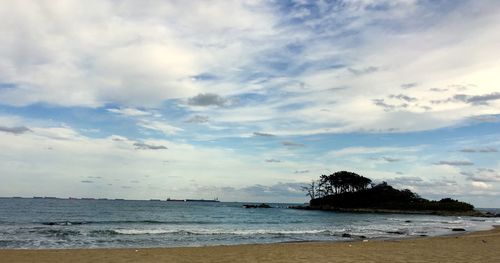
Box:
(303, 171), (372, 199)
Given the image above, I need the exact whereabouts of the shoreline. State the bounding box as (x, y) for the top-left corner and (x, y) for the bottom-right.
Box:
(1, 226), (498, 262)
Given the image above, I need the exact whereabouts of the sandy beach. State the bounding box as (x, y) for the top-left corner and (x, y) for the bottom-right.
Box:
(1, 226), (498, 263)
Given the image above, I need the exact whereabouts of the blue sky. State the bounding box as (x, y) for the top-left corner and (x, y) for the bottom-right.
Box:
(0, 0), (499, 206)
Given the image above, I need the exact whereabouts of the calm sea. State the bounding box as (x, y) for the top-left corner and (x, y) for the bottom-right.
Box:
(0, 198), (498, 249)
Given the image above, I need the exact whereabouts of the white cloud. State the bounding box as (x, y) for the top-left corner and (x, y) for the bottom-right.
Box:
(471, 181), (493, 190)
(0, 0), (276, 107)
(107, 108), (152, 117)
(329, 146), (422, 157)
(138, 120), (183, 135)
(0, 1), (499, 134)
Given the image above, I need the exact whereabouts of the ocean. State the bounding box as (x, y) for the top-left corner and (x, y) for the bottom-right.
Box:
(0, 198), (498, 249)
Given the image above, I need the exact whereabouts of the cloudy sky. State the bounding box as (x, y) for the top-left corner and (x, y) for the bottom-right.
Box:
(0, 0), (499, 206)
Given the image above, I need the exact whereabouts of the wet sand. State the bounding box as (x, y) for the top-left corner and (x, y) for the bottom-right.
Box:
(1, 226), (499, 263)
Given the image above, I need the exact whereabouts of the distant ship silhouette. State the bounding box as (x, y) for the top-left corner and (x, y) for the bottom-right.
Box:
(167, 197), (219, 202)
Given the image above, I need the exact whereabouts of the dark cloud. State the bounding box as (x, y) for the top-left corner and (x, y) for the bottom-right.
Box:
(391, 176), (423, 183)
(186, 115), (210, 123)
(429, 88), (448, 92)
(81, 180), (94, 183)
(133, 142), (168, 150)
(430, 98), (451, 105)
(470, 115), (499, 123)
(453, 92), (500, 105)
(388, 176), (456, 188)
(449, 84), (472, 91)
(294, 170), (309, 174)
(373, 99), (393, 111)
(0, 83), (16, 89)
(190, 73), (218, 81)
(388, 94), (417, 102)
(461, 169), (500, 182)
(188, 93), (229, 107)
(382, 156), (401, 162)
(388, 176), (433, 187)
(459, 171), (474, 177)
(401, 83), (418, 89)
(282, 141), (305, 147)
(430, 92), (500, 106)
(253, 132), (275, 137)
(362, 127), (400, 133)
(435, 160), (474, 166)
(195, 182), (315, 200)
(240, 182), (306, 197)
(372, 99), (408, 111)
(348, 66), (378, 75)
(419, 106), (432, 111)
(0, 125), (31, 134)
(478, 168), (495, 173)
(459, 147), (497, 153)
(265, 159), (281, 163)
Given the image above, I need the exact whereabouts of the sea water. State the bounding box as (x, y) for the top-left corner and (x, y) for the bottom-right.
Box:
(0, 198), (498, 249)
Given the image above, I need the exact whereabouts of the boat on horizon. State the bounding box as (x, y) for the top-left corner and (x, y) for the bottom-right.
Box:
(185, 197), (220, 202)
(166, 198), (185, 202)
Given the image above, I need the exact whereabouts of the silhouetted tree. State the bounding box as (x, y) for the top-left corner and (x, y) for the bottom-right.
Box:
(317, 171), (372, 195)
(301, 181), (317, 199)
(304, 171), (373, 200)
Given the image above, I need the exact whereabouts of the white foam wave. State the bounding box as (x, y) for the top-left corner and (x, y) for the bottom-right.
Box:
(112, 229), (333, 236)
(114, 229), (178, 235)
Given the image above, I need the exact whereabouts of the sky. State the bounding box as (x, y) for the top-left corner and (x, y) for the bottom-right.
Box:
(0, 0), (499, 207)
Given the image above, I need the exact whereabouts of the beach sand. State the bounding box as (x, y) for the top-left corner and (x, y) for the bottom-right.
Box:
(2, 226), (499, 263)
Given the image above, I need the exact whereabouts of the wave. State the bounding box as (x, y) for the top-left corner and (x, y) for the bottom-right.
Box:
(40, 220), (217, 226)
(90, 229), (336, 236)
(440, 220), (464, 224)
(37, 229), (81, 236)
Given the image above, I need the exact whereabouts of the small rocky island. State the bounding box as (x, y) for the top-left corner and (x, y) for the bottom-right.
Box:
(293, 171), (496, 217)
(243, 203), (272, 208)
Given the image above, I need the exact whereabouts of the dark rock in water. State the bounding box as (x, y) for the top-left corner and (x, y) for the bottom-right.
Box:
(358, 235), (367, 239)
(420, 234), (428, 237)
(387, 231), (406, 235)
(482, 212), (500, 217)
(288, 205), (314, 210)
(342, 233), (352, 238)
(405, 220), (412, 223)
(243, 203), (272, 208)
(452, 228), (466, 232)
